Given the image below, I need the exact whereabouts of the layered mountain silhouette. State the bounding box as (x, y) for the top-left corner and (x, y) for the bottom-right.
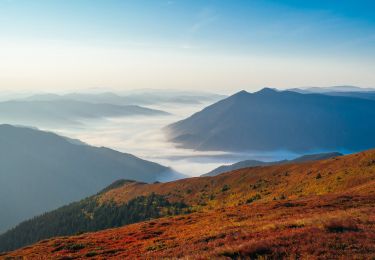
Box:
(202, 152), (342, 177)
(289, 86), (375, 101)
(166, 88), (375, 152)
(25, 90), (225, 106)
(288, 85), (375, 93)
(0, 125), (182, 234)
(0, 99), (168, 126)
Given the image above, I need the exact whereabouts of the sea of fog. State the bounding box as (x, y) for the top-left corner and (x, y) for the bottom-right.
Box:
(37, 102), (300, 177)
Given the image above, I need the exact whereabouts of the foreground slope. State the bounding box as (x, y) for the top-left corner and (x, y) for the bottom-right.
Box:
(166, 88), (375, 152)
(202, 152), (342, 177)
(4, 191), (373, 259)
(2, 149), (375, 258)
(0, 125), (180, 233)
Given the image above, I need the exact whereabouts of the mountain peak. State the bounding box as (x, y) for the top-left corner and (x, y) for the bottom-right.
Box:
(234, 90), (249, 96)
(256, 87), (278, 94)
(227, 90), (250, 101)
(231, 88), (278, 98)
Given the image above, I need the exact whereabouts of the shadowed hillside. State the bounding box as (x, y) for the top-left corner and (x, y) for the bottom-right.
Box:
(0, 125), (182, 234)
(166, 88), (375, 152)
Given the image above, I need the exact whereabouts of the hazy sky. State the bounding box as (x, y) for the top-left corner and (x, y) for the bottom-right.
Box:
(0, 0), (374, 93)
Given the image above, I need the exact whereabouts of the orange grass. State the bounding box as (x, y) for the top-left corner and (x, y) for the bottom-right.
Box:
(98, 149), (375, 209)
(2, 191), (374, 259)
(2, 150), (375, 259)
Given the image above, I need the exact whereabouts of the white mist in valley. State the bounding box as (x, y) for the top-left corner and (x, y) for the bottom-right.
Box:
(40, 102), (297, 177)
(0, 91), (302, 177)
(46, 102), (222, 176)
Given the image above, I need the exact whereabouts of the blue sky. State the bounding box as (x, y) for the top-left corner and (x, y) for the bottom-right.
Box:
(0, 0), (374, 92)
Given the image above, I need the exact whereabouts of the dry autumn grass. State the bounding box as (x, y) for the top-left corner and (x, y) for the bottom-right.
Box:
(2, 150), (375, 259)
(98, 149), (375, 208)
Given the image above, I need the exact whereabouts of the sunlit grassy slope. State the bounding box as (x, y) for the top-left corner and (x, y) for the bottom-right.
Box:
(99, 149), (375, 207)
(2, 149), (375, 259)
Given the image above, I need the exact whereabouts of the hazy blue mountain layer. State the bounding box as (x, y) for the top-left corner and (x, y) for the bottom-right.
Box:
(0, 125), (182, 233)
(0, 99), (169, 126)
(25, 90), (225, 106)
(166, 88), (375, 152)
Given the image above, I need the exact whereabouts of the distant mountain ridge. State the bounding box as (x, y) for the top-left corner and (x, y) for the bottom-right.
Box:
(0, 99), (169, 127)
(288, 86), (375, 101)
(202, 152), (342, 177)
(24, 90), (226, 106)
(0, 125), (182, 234)
(288, 86), (375, 93)
(166, 88), (375, 152)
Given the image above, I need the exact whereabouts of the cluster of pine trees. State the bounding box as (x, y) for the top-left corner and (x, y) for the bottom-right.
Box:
(0, 193), (189, 253)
